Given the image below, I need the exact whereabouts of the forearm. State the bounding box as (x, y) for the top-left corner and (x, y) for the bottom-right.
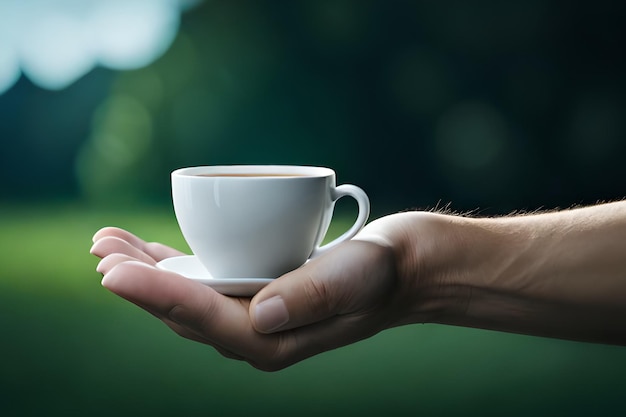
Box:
(398, 201), (626, 344)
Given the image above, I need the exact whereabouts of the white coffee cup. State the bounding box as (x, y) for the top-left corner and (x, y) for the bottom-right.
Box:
(171, 165), (370, 279)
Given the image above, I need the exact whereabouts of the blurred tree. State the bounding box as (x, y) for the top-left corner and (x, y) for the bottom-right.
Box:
(1, 0), (625, 216)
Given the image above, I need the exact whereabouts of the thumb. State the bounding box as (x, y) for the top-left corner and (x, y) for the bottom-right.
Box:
(249, 240), (392, 334)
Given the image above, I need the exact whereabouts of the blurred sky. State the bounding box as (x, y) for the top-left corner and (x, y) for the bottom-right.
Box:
(1, 0), (625, 216)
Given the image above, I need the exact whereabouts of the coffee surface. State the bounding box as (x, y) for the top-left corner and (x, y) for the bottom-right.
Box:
(196, 173), (308, 177)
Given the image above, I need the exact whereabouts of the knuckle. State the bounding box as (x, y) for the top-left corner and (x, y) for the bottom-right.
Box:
(302, 272), (334, 316)
(248, 334), (297, 372)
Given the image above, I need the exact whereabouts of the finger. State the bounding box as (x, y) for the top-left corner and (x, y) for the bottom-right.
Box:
(90, 236), (158, 264)
(96, 253), (141, 274)
(241, 241), (399, 369)
(250, 240), (396, 334)
(102, 260), (377, 371)
(256, 311), (386, 369)
(160, 317), (214, 345)
(157, 308), (248, 362)
(101, 261), (280, 361)
(97, 261), (214, 345)
(92, 227), (185, 261)
(93, 226), (141, 243)
(212, 346), (248, 362)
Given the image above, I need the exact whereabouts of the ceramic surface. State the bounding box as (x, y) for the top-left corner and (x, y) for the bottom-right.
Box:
(171, 165), (369, 279)
(157, 255), (273, 297)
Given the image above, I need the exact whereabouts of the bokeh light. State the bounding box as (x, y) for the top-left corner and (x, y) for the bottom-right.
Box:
(76, 93), (154, 202)
(0, 0), (198, 93)
(435, 100), (510, 172)
(563, 91), (624, 165)
(388, 47), (454, 118)
(0, 24), (21, 93)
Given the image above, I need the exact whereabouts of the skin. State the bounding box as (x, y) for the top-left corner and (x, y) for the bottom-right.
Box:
(90, 201), (626, 371)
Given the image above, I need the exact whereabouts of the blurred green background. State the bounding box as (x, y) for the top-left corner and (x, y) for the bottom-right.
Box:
(2, 0), (626, 416)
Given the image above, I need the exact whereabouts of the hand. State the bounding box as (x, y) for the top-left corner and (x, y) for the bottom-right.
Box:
(91, 201), (626, 371)
(90, 217), (411, 371)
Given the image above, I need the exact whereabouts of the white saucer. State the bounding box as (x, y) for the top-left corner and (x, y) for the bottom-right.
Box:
(156, 255), (274, 297)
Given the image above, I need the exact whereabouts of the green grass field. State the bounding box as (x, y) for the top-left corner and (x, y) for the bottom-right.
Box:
(1, 202), (626, 416)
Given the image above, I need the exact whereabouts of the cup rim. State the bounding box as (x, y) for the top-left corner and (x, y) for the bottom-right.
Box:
(172, 165), (335, 178)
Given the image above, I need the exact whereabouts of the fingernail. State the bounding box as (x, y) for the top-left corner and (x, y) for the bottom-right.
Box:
(96, 258), (107, 274)
(95, 254), (122, 275)
(101, 272), (113, 288)
(100, 264), (124, 288)
(100, 263), (123, 288)
(89, 239), (103, 256)
(254, 295), (289, 333)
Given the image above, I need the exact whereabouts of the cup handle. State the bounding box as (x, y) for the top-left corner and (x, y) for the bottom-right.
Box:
(309, 184), (370, 259)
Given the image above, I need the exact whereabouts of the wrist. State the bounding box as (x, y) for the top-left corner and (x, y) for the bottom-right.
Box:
(386, 211), (525, 327)
(391, 212), (476, 325)
(359, 211), (490, 326)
